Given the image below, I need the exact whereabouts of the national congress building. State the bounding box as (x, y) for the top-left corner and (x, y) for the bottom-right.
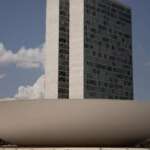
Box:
(0, 1), (150, 149)
(45, 0), (133, 100)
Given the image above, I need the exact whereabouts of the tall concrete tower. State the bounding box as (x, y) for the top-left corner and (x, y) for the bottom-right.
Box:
(45, 0), (133, 100)
(45, 0), (59, 99)
(45, 0), (69, 99)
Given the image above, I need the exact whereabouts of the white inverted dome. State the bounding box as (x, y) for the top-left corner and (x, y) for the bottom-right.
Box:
(0, 99), (150, 147)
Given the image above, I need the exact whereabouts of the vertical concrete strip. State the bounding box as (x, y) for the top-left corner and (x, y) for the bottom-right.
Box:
(45, 0), (59, 98)
(69, 0), (84, 99)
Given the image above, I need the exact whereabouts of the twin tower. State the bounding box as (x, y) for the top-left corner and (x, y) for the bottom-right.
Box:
(45, 0), (133, 100)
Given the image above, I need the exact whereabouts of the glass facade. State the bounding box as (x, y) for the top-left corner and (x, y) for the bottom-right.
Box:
(84, 0), (133, 99)
(58, 0), (69, 98)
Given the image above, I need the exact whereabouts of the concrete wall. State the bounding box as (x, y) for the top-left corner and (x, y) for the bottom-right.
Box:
(0, 100), (150, 147)
(45, 0), (85, 99)
(45, 0), (59, 99)
(69, 0), (84, 99)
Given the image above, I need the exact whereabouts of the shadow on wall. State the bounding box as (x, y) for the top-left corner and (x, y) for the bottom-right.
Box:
(0, 138), (17, 147)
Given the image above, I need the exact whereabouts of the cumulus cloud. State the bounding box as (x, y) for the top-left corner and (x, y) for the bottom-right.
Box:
(0, 73), (6, 80)
(15, 75), (45, 99)
(0, 43), (44, 69)
(0, 43), (46, 99)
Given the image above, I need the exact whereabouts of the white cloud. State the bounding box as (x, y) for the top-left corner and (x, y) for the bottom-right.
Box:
(0, 73), (6, 80)
(0, 43), (46, 100)
(0, 43), (44, 69)
(15, 75), (45, 99)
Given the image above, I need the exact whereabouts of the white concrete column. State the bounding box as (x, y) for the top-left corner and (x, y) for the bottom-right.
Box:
(45, 0), (60, 99)
(69, 0), (84, 99)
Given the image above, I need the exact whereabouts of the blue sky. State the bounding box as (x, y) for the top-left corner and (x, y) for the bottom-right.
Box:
(0, 0), (45, 98)
(0, 0), (149, 100)
(120, 0), (150, 101)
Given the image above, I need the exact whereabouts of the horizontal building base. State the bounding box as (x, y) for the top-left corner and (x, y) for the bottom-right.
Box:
(0, 99), (150, 147)
(0, 148), (150, 150)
